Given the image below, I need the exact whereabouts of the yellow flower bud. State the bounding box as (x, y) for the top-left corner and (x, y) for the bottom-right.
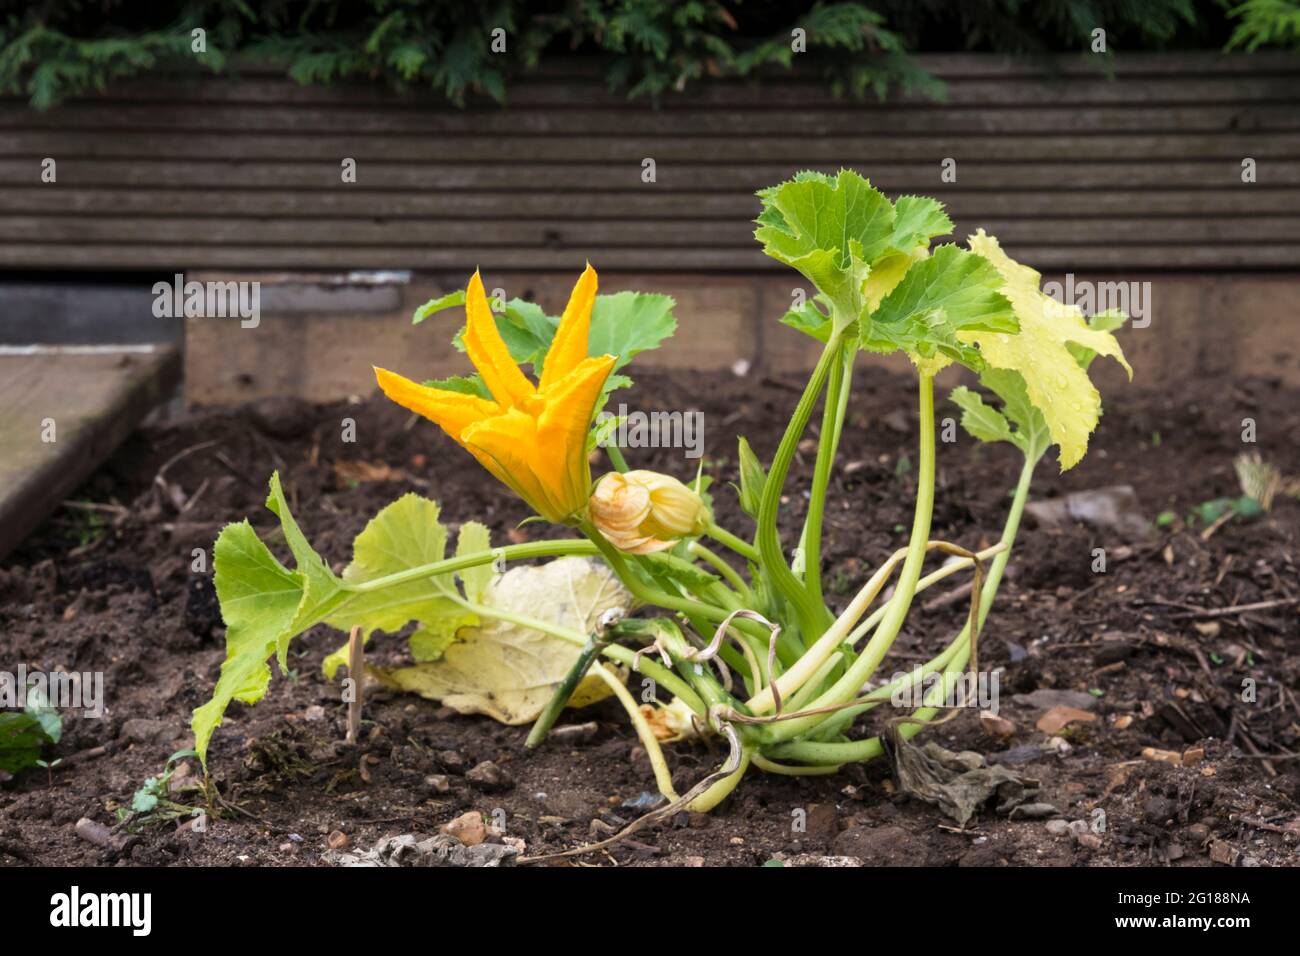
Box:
(589, 469), (710, 554)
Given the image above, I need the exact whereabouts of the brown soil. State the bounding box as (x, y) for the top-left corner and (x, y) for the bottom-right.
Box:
(2, 367), (1298, 868)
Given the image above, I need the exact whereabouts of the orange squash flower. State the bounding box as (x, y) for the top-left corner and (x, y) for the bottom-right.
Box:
(375, 265), (615, 524)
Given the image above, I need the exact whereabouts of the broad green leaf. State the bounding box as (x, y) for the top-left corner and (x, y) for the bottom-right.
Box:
(582, 292), (678, 377)
(0, 712), (50, 774)
(960, 231), (1132, 470)
(421, 374), (492, 400)
(779, 297), (834, 343)
(862, 244), (1016, 371)
(754, 169), (892, 325)
(439, 291), (676, 411)
(191, 519), (306, 767)
(194, 475), (482, 766)
(379, 558), (629, 723)
(322, 494), (476, 677)
(267, 473), (346, 670)
(949, 386), (1015, 445)
(949, 368), (1052, 462)
(411, 290), (466, 325)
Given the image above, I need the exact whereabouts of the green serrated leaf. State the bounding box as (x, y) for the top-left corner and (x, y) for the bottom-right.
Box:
(193, 477), (482, 767)
(949, 386), (1015, 445)
(191, 518), (305, 767)
(863, 244), (1016, 371)
(421, 373), (492, 400)
(0, 712), (49, 774)
(754, 169), (892, 325)
(411, 290), (466, 325)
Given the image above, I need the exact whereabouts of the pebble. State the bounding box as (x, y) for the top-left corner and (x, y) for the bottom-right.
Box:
(1008, 802), (1060, 820)
(1035, 705), (1097, 735)
(436, 750), (467, 773)
(832, 825), (920, 866)
(803, 803), (839, 845)
(465, 760), (513, 792)
(326, 830), (349, 850)
(424, 774), (451, 794)
(440, 811), (487, 847)
(1208, 839), (1239, 866)
(1045, 819), (1070, 836)
(978, 712), (1016, 738)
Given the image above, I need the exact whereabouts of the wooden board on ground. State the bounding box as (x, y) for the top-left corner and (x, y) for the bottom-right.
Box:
(0, 345), (181, 561)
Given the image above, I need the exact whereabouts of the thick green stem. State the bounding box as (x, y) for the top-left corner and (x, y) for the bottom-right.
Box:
(802, 341), (852, 615)
(766, 451), (1039, 764)
(582, 521), (780, 665)
(707, 524), (761, 564)
(350, 538), (597, 593)
(755, 337), (840, 639)
(688, 542), (754, 604)
(685, 745), (753, 812)
(451, 595), (704, 714)
(763, 371), (937, 744)
(605, 444), (630, 472)
(591, 661), (679, 801)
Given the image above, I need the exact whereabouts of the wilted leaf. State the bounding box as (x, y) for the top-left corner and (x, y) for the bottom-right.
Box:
(960, 231), (1132, 470)
(379, 557), (630, 724)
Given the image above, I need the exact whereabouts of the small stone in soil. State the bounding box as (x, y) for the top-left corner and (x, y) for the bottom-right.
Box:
(424, 774), (451, 794)
(327, 830), (349, 850)
(441, 811), (487, 847)
(803, 803), (839, 845)
(1208, 840), (1239, 866)
(1035, 705), (1097, 735)
(1045, 819), (1071, 836)
(1008, 802), (1061, 820)
(978, 712), (1016, 738)
(465, 760), (513, 792)
(436, 750), (467, 773)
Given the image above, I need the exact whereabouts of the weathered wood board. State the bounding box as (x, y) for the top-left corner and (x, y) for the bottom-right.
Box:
(0, 52), (1296, 273)
(0, 346), (181, 561)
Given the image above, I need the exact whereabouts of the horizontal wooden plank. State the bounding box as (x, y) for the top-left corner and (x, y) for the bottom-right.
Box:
(1, 159), (1282, 190)
(5, 102), (1297, 137)
(3, 130), (1295, 163)
(3, 187), (1296, 219)
(10, 100), (1300, 136)
(0, 346), (181, 561)
(10, 65), (1298, 112)
(0, 242), (1293, 271)
(3, 215), (1296, 247)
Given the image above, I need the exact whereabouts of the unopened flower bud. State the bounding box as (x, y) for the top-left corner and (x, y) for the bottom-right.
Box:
(589, 469), (710, 554)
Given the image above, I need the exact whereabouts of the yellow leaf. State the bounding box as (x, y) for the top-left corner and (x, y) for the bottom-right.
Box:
(377, 557), (630, 724)
(961, 230), (1132, 470)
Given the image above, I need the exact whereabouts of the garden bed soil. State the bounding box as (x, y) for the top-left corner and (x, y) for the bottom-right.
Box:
(2, 367), (1298, 867)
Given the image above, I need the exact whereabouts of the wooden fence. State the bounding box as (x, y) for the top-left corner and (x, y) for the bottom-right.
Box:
(1, 52), (1297, 274)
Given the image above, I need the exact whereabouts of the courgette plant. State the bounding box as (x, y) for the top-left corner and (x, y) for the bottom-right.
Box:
(193, 169), (1130, 821)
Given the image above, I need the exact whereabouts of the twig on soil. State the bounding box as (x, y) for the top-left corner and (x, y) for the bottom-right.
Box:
(519, 721), (744, 864)
(346, 625), (363, 745)
(1167, 598), (1298, 621)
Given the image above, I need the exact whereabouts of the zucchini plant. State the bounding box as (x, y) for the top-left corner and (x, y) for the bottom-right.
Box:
(193, 169), (1130, 821)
